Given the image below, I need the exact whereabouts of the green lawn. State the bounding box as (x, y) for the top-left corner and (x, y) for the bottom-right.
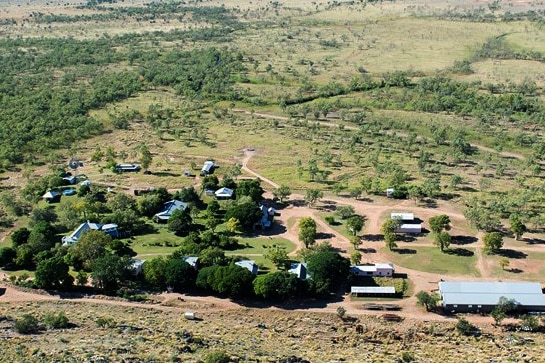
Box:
(128, 227), (183, 258)
(382, 246), (480, 277)
(231, 237), (296, 256)
(316, 212), (352, 240)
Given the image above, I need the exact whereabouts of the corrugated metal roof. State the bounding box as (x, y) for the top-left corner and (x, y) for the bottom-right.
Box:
(439, 281), (542, 295)
(391, 212), (414, 221)
(439, 281), (545, 308)
(351, 286), (396, 294)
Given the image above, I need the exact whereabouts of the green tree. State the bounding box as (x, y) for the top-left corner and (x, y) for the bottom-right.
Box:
(203, 209), (220, 232)
(509, 215), (527, 241)
(139, 144), (153, 171)
(307, 251), (350, 295)
(90, 254), (133, 294)
(421, 177), (441, 198)
(143, 256), (168, 288)
(68, 230), (112, 270)
(168, 208), (193, 236)
(435, 231), (452, 252)
(429, 215), (451, 234)
(225, 217), (242, 234)
(456, 318), (479, 336)
(415, 291), (438, 312)
(198, 247), (227, 267)
(336, 205), (355, 220)
(298, 217), (317, 248)
(165, 258), (196, 292)
(346, 215), (365, 236)
(272, 185), (291, 203)
(350, 250), (362, 265)
(253, 271), (301, 301)
(491, 296), (517, 326)
(304, 189), (323, 207)
(483, 232), (503, 254)
(107, 193), (136, 212)
(264, 245), (290, 270)
(11, 227), (31, 248)
(381, 218), (401, 250)
(0, 247), (16, 268)
(224, 202), (262, 231)
(34, 256), (74, 290)
(236, 179), (264, 203)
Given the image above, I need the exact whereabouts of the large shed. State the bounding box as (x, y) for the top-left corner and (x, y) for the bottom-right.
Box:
(439, 281), (545, 313)
(351, 286), (396, 297)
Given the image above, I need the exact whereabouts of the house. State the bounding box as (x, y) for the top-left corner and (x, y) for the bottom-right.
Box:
(131, 259), (146, 276)
(153, 200), (188, 223)
(182, 256), (199, 270)
(391, 212), (422, 234)
(62, 221), (103, 246)
(115, 163), (141, 172)
(390, 212), (414, 221)
(42, 190), (61, 203)
(101, 223), (119, 238)
(395, 224), (422, 234)
(351, 286), (396, 297)
(439, 281), (545, 313)
(258, 204), (275, 229)
(201, 161), (215, 176)
(289, 263), (308, 280)
(350, 263), (395, 277)
(215, 187), (234, 199)
(63, 175), (77, 185)
(235, 260), (258, 275)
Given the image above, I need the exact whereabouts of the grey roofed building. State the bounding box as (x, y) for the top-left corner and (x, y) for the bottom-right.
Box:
(439, 281), (545, 313)
(351, 286), (396, 296)
(235, 260), (258, 275)
(215, 187), (234, 199)
(153, 200), (188, 222)
(289, 263), (308, 279)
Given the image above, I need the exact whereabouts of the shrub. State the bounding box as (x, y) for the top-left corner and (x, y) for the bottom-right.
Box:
(96, 317), (116, 328)
(205, 351), (230, 363)
(44, 312), (69, 329)
(14, 314), (40, 334)
(324, 216), (336, 225)
(456, 318), (479, 336)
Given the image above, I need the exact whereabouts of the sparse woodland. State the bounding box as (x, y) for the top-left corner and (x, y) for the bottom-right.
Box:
(2, 0), (545, 361)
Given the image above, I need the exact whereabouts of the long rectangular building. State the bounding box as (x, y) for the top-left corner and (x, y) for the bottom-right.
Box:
(439, 281), (545, 313)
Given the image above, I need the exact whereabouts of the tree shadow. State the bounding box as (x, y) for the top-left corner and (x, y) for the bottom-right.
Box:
(394, 248), (417, 254)
(495, 249), (528, 259)
(362, 234), (383, 242)
(397, 235), (417, 242)
(152, 171), (181, 177)
(316, 232), (334, 240)
(523, 237), (545, 245)
(508, 268), (523, 274)
(451, 235), (478, 245)
(422, 198), (438, 208)
(360, 248), (376, 254)
(445, 248), (474, 257)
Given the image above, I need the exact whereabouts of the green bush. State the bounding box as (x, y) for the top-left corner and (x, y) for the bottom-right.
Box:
(205, 351), (230, 363)
(14, 314), (40, 334)
(456, 318), (479, 336)
(44, 312), (69, 329)
(96, 317), (116, 328)
(324, 216), (336, 225)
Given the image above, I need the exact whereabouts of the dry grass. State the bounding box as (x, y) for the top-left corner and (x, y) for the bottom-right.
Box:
(0, 298), (543, 362)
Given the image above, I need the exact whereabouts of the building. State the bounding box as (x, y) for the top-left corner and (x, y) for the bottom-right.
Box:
(351, 286), (396, 297)
(42, 190), (61, 203)
(131, 259), (146, 276)
(439, 281), (545, 313)
(153, 200), (188, 223)
(235, 260), (258, 275)
(115, 163), (141, 172)
(391, 212), (422, 234)
(102, 223), (120, 238)
(258, 204), (275, 229)
(201, 161), (215, 176)
(215, 187), (234, 199)
(395, 224), (422, 233)
(182, 256), (199, 270)
(289, 263), (308, 280)
(350, 263), (395, 277)
(390, 212), (414, 221)
(62, 221), (103, 246)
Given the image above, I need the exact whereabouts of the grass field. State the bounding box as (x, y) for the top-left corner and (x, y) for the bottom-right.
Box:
(382, 246), (480, 276)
